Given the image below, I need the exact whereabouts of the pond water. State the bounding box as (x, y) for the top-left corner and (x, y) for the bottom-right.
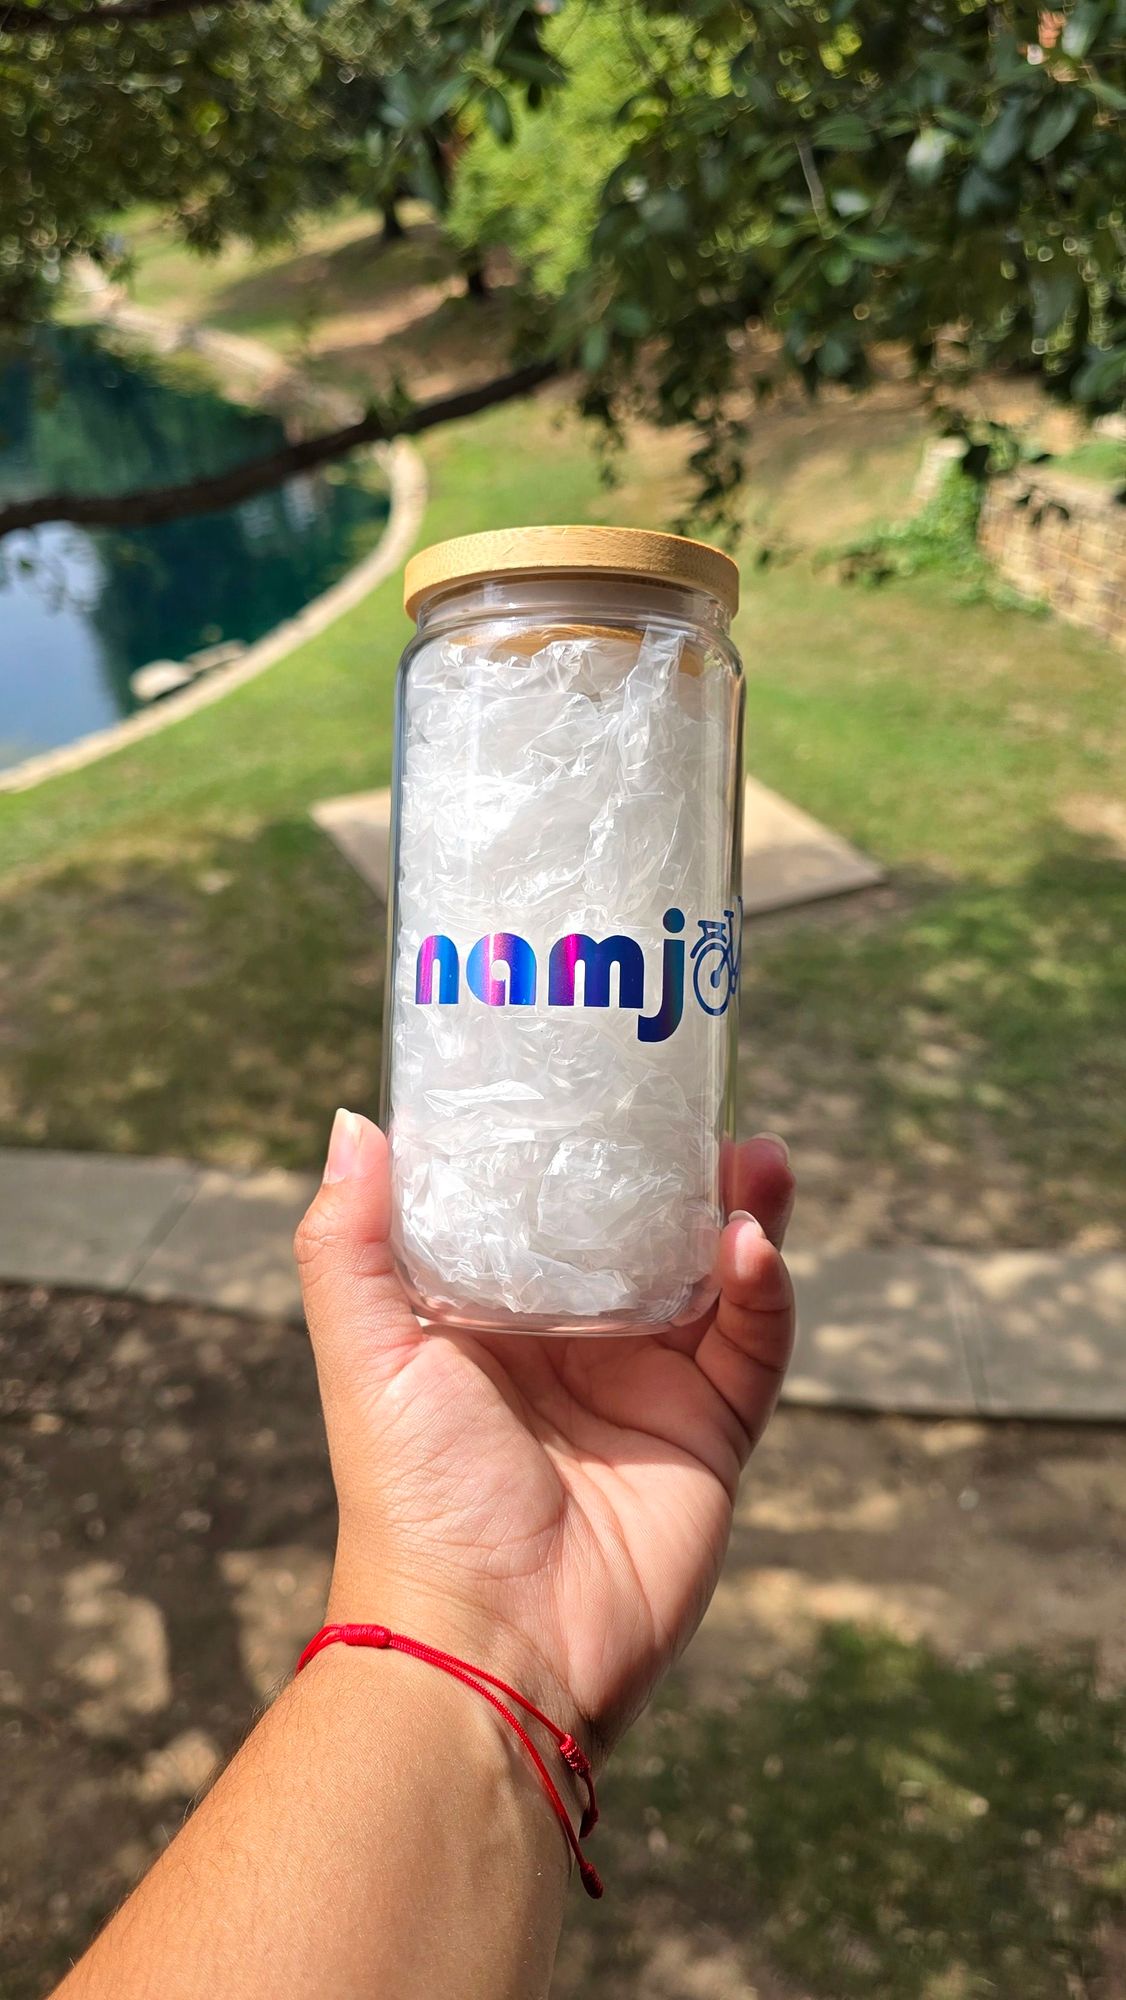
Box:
(0, 327), (388, 771)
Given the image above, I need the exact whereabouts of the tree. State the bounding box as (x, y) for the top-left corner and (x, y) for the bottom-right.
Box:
(290, 1), (567, 297)
(580, 0), (1126, 510)
(0, 0), (559, 323)
(0, 0), (325, 329)
(447, 6), (651, 301)
(1, 0), (1123, 540)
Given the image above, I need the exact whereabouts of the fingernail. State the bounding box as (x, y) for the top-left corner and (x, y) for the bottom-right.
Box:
(323, 1107), (364, 1185)
(729, 1209), (766, 1280)
(755, 1133), (790, 1167)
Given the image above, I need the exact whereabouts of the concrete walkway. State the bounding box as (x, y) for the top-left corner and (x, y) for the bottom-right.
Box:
(2, 1149), (1122, 1421)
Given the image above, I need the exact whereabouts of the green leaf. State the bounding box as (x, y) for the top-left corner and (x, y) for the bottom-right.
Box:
(847, 228), (920, 263)
(380, 75), (417, 130)
(611, 300), (651, 336)
(1061, 1), (1108, 58)
(815, 111), (870, 150)
(1027, 91), (1082, 160)
(700, 149), (729, 203)
(408, 145), (447, 214)
(917, 51), (978, 86)
(1085, 74), (1126, 111)
(581, 322), (610, 371)
(830, 187), (870, 218)
(421, 75), (467, 125)
(643, 188), (690, 236)
(190, 100), (224, 136)
(1073, 345), (1126, 402)
(978, 100), (1028, 172)
(906, 127), (953, 186)
(757, 140), (796, 180)
(818, 331), (856, 377)
(497, 48), (565, 90)
(936, 108), (984, 140)
(957, 166), (1012, 221)
(1031, 261), (1081, 337)
(823, 246), (855, 286)
(483, 86), (514, 144)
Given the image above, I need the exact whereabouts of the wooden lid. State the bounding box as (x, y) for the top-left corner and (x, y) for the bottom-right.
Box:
(403, 524), (740, 620)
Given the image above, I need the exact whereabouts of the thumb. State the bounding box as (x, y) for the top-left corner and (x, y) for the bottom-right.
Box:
(294, 1110), (420, 1377)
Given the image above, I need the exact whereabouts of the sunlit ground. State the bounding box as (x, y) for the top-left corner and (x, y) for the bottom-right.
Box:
(2, 1282), (1123, 2000)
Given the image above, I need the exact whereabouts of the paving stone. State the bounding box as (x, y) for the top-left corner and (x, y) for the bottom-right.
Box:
(740, 777), (885, 915)
(958, 1252), (1126, 1419)
(311, 779), (885, 918)
(4, 1147), (1124, 1422)
(311, 789), (392, 898)
(783, 1248), (980, 1415)
(0, 1151), (200, 1291)
(128, 1168), (318, 1321)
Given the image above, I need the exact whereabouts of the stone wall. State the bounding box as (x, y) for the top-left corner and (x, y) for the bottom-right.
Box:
(978, 468), (1126, 651)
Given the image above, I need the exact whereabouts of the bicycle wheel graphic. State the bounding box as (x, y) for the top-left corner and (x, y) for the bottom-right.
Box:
(691, 942), (733, 1016)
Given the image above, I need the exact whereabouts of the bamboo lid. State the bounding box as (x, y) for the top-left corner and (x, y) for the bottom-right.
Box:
(403, 524), (740, 620)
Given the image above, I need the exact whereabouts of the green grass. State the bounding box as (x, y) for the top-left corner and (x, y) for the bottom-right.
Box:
(561, 1627), (1126, 2000)
(108, 202), (456, 351)
(740, 513), (1126, 1241)
(1046, 436), (1126, 486)
(2, 235), (1124, 1234)
(829, 460), (1037, 608)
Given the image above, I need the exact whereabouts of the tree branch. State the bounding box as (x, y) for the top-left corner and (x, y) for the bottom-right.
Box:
(796, 139), (830, 235)
(0, 360), (560, 540)
(0, 0), (242, 33)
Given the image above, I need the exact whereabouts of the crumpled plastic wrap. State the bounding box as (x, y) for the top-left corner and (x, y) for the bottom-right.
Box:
(388, 618), (737, 1330)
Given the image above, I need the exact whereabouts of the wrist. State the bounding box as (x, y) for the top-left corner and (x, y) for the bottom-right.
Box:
(291, 1634), (580, 1921)
(325, 1554), (588, 1772)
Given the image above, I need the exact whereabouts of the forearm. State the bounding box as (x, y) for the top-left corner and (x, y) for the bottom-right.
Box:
(58, 1644), (571, 2000)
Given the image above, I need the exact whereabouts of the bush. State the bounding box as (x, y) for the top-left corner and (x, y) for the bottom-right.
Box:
(447, 11), (648, 299)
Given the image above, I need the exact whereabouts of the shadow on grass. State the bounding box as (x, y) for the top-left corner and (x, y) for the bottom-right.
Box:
(562, 1627), (1126, 2000)
(744, 827), (1126, 1245)
(0, 816), (383, 1167)
(205, 221), (455, 336)
(306, 284), (521, 399)
(1, 819), (1123, 1242)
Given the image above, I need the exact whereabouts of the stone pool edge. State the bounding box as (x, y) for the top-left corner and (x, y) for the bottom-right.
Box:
(0, 435), (427, 797)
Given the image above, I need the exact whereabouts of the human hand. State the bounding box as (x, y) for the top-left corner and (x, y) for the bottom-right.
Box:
(296, 1113), (795, 1763)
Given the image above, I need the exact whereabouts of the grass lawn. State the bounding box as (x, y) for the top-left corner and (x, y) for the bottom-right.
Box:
(108, 202), (424, 342)
(108, 202), (514, 402)
(581, 1631), (1126, 2000)
(2, 241), (1125, 1244)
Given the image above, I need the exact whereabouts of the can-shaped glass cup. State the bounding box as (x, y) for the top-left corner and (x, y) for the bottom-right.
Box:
(382, 525), (745, 1337)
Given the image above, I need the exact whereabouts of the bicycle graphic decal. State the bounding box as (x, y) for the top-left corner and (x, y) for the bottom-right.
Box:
(690, 899), (743, 1017)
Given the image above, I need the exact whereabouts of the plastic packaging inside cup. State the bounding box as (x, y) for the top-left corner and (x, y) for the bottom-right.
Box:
(388, 618), (735, 1328)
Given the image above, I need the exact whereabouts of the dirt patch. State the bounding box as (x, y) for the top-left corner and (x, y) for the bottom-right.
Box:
(1, 1283), (1123, 1996)
(701, 1410), (1126, 1698)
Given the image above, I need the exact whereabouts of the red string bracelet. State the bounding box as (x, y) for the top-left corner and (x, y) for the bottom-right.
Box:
(295, 1622), (604, 1899)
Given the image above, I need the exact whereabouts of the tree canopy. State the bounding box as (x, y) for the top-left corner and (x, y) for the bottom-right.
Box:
(1, 0), (1123, 536)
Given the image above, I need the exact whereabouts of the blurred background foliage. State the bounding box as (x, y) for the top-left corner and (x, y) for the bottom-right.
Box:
(2, 0), (1123, 519)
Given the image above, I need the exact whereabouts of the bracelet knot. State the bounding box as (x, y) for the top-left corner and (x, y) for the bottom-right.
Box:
(295, 1622), (604, 1898)
(559, 1733), (590, 1777)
